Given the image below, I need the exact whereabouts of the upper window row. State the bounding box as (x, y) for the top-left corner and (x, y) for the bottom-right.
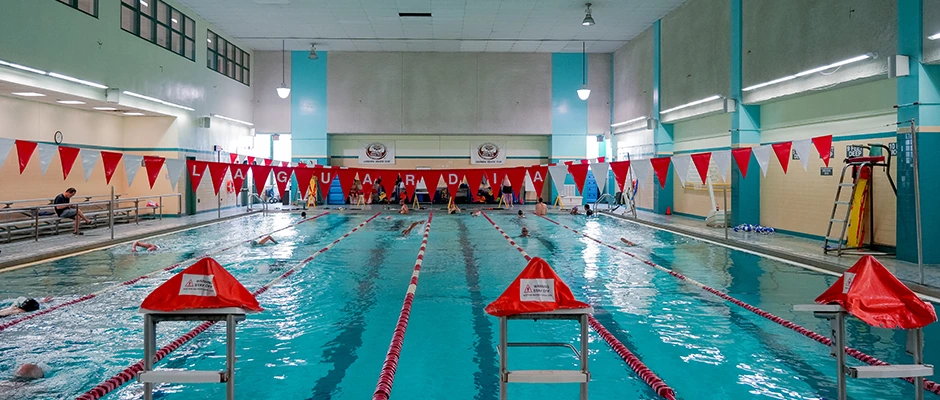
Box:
(56, 0), (97, 17)
(208, 31), (251, 86)
(121, 0), (196, 61)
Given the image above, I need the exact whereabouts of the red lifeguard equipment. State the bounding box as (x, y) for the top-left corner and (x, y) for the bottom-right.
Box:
(138, 257), (261, 400)
(485, 257), (590, 317)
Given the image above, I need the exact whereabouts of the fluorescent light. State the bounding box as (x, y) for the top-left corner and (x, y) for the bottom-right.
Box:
(93, 107), (117, 111)
(0, 59), (47, 75)
(660, 95), (721, 114)
(929, 32), (940, 40)
(12, 92), (45, 97)
(123, 112), (145, 116)
(122, 90), (196, 111)
(140, 0), (149, 7)
(57, 100), (86, 105)
(743, 53), (874, 92)
(48, 72), (108, 89)
(611, 116), (646, 128)
(210, 113), (254, 127)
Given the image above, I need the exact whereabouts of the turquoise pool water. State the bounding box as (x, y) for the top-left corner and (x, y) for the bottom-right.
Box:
(0, 212), (936, 399)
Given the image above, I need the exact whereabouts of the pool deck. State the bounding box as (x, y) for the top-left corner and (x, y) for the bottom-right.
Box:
(599, 208), (940, 299)
(0, 208), (264, 271)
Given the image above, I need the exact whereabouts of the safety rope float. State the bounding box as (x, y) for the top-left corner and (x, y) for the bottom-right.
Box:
(372, 213), (433, 400)
(537, 214), (940, 395)
(75, 212), (379, 400)
(0, 212), (330, 333)
(481, 212), (677, 400)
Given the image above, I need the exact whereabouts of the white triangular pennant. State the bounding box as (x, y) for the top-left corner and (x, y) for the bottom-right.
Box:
(752, 145), (772, 177)
(632, 159), (651, 187)
(81, 149), (101, 181)
(123, 154), (143, 187)
(165, 158), (186, 191)
(589, 162), (609, 194)
(548, 164), (569, 197)
(671, 155), (691, 186)
(792, 139), (813, 171)
(0, 138), (14, 170)
(37, 143), (57, 175)
(712, 150), (731, 182)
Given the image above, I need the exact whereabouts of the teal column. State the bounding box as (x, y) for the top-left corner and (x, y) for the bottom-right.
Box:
(291, 50), (328, 167)
(896, 0), (940, 263)
(550, 53), (589, 203)
(652, 20), (674, 214)
(730, 0), (761, 225)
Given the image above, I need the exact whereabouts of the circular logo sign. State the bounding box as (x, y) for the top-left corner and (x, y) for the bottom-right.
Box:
(477, 142), (500, 161)
(365, 142), (388, 160)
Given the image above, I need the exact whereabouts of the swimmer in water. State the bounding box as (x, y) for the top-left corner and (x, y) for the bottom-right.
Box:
(13, 364), (43, 380)
(620, 238), (637, 246)
(471, 211), (481, 217)
(517, 210), (525, 218)
(402, 221), (424, 235)
(520, 227), (530, 237)
(301, 211), (307, 219)
(535, 197), (547, 216)
(252, 236), (278, 246)
(131, 241), (158, 252)
(448, 202), (461, 214)
(0, 297), (42, 317)
(399, 199), (409, 215)
(569, 206), (580, 215)
(585, 204), (594, 217)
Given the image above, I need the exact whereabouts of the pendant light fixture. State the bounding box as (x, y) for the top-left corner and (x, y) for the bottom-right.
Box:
(276, 39), (291, 99)
(577, 42), (591, 100)
(582, 3), (595, 26)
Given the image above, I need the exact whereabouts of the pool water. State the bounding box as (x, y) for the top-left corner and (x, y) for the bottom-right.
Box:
(0, 212), (936, 399)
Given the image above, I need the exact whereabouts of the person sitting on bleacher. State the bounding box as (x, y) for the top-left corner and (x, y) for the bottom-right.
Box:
(53, 188), (92, 235)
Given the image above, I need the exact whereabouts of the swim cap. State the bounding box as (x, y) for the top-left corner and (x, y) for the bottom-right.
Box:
(18, 298), (40, 312)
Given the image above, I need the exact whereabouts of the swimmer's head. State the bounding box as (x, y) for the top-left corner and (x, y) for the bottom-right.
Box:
(14, 363), (44, 380)
(521, 227), (529, 236)
(400, 199), (405, 205)
(301, 212), (307, 218)
(538, 197), (543, 204)
(15, 297), (39, 312)
(518, 210), (523, 216)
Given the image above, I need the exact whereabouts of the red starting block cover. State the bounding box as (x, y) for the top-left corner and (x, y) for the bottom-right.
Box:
(815, 255), (936, 329)
(140, 257), (263, 313)
(485, 257), (590, 317)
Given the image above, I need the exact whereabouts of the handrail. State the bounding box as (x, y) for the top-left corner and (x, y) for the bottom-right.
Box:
(1, 194), (129, 208)
(595, 193), (614, 209)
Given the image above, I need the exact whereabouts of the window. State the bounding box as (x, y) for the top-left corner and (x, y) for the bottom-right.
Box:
(207, 30), (250, 86)
(121, 0), (195, 61)
(57, 0), (98, 17)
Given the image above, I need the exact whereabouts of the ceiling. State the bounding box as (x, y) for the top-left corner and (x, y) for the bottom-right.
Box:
(0, 81), (164, 117)
(175, 0), (687, 53)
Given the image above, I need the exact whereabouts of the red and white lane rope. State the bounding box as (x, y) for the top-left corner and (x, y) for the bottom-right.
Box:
(372, 213), (433, 400)
(75, 212), (379, 400)
(0, 212), (330, 333)
(537, 214), (940, 394)
(481, 212), (677, 400)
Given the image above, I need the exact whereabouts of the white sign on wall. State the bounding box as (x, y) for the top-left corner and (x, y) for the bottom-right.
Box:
(358, 141), (395, 165)
(470, 141), (507, 165)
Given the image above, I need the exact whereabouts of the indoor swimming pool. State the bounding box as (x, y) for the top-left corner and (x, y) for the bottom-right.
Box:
(0, 211), (937, 399)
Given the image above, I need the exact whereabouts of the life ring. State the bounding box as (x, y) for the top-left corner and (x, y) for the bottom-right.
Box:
(225, 179), (235, 193)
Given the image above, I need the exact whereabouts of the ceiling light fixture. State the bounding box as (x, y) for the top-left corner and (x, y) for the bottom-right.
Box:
(210, 113), (254, 127)
(660, 95), (722, 114)
(49, 72), (108, 89)
(308, 43), (318, 60)
(928, 32), (940, 40)
(93, 107), (118, 111)
(582, 3), (595, 26)
(123, 90), (195, 111)
(57, 100), (86, 105)
(276, 40), (291, 99)
(12, 92), (46, 97)
(0, 59), (48, 75)
(123, 112), (145, 116)
(577, 42), (591, 100)
(743, 53), (874, 92)
(611, 116), (647, 128)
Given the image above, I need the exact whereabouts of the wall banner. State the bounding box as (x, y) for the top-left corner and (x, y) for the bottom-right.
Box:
(470, 141), (507, 165)
(358, 141), (395, 165)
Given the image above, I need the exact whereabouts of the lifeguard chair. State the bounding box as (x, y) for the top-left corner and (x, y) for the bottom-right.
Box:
(137, 257), (263, 400)
(824, 144), (897, 256)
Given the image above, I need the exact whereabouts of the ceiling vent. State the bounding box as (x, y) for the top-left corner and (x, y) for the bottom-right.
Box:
(399, 12), (432, 18)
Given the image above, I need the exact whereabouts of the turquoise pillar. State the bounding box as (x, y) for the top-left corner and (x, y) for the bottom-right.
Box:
(730, 0), (761, 225)
(896, 0), (940, 263)
(550, 53), (589, 202)
(291, 50), (329, 167)
(652, 20), (674, 214)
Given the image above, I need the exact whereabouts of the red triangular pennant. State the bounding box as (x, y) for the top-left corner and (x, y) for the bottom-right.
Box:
(649, 157), (672, 189)
(463, 170), (484, 202)
(731, 148), (752, 179)
(246, 156), (256, 165)
(484, 257), (591, 317)
(813, 135), (833, 167)
(140, 257), (262, 313)
(143, 156), (166, 189)
(525, 165), (548, 200)
(567, 163), (590, 192)
(14, 140), (37, 174)
(281, 161), (289, 167)
(400, 171), (420, 201)
(263, 158), (273, 166)
(293, 166), (316, 198)
(506, 167), (528, 199)
(336, 168), (358, 200)
(186, 160), (208, 192)
(250, 164), (273, 196)
(376, 170), (399, 202)
(690, 152), (712, 185)
(419, 170), (443, 203)
(229, 153), (238, 163)
(58, 146), (81, 179)
(771, 142), (792, 174)
(230, 164), (250, 194)
(271, 166), (293, 197)
(359, 170), (376, 201)
(609, 161), (631, 192)
(486, 169), (504, 197)
(206, 162), (231, 195)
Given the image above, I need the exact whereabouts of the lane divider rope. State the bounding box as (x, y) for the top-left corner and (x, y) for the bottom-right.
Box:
(537, 214), (940, 394)
(0, 212), (330, 333)
(372, 213), (433, 400)
(482, 212), (677, 400)
(75, 212), (380, 400)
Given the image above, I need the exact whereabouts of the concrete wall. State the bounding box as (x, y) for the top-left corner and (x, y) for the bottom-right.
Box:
(612, 28), (654, 124)
(588, 53), (612, 135)
(328, 134), (549, 169)
(253, 51), (291, 134)
(660, 0), (730, 110)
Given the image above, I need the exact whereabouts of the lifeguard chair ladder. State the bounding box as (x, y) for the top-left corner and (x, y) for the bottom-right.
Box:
(823, 144), (897, 257)
(138, 307), (249, 400)
(498, 307), (593, 400)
